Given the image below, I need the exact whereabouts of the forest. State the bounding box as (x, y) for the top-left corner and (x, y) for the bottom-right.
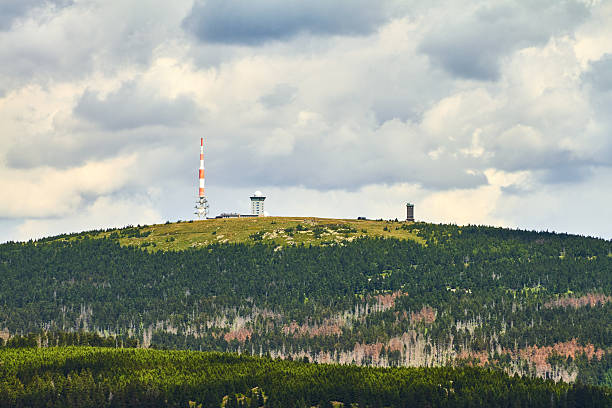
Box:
(0, 220), (611, 388)
(0, 346), (610, 407)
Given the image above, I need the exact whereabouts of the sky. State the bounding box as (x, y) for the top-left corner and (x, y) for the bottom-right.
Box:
(1, 0), (612, 242)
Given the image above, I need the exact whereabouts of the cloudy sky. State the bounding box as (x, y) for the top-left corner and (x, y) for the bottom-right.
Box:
(1, 0), (612, 242)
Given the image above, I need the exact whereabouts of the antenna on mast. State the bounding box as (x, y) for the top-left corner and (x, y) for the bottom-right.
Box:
(195, 137), (209, 219)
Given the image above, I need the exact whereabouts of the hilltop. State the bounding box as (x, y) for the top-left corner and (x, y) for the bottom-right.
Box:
(45, 216), (425, 251)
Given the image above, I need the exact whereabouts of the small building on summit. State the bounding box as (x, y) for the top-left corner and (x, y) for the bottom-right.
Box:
(406, 203), (415, 222)
(250, 191), (266, 216)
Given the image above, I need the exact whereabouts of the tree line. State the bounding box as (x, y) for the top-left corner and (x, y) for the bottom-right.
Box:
(0, 346), (610, 407)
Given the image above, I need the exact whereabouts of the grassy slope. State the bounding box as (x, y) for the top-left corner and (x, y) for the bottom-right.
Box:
(71, 217), (424, 251)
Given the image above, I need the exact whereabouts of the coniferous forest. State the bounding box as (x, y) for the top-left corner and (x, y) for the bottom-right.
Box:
(1, 346), (611, 407)
(0, 220), (611, 406)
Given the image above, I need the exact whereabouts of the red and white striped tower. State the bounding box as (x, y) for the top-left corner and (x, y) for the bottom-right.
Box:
(194, 137), (209, 219)
(198, 137), (205, 198)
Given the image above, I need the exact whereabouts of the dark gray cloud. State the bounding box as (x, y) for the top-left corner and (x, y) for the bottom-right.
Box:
(489, 142), (576, 173)
(5, 127), (190, 170)
(0, 1), (186, 93)
(539, 165), (594, 184)
(0, 0), (72, 30)
(581, 55), (612, 169)
(263, 152), (487, 191)
(74, 81), (200, 131)
(419, 1), (589, 80)
(198, 125), (488, 192)
(5, 80), (201, 170)
(501, 184), (532, 196)
(584, 54), (612, 92)
(183, 0), (393, 45)
(260, 84), (298, 108)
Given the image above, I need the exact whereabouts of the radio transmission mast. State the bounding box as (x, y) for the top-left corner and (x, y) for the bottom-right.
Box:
(194, 137), (209, 219)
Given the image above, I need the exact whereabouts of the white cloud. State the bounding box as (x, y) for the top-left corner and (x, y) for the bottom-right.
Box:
(573, 1), (612, 66)
(0, 0), (192, 90)
(495, 167), (612, 239)
(13, 195), (163, 241)
(0, 154), (138, 218)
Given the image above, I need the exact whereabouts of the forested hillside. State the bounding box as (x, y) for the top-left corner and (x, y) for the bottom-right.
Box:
(1, 346), (610, 407)
(0, 220), (611, 386)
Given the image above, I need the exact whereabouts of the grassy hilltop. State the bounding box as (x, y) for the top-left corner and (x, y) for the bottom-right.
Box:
(67, 216), (424, 251)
